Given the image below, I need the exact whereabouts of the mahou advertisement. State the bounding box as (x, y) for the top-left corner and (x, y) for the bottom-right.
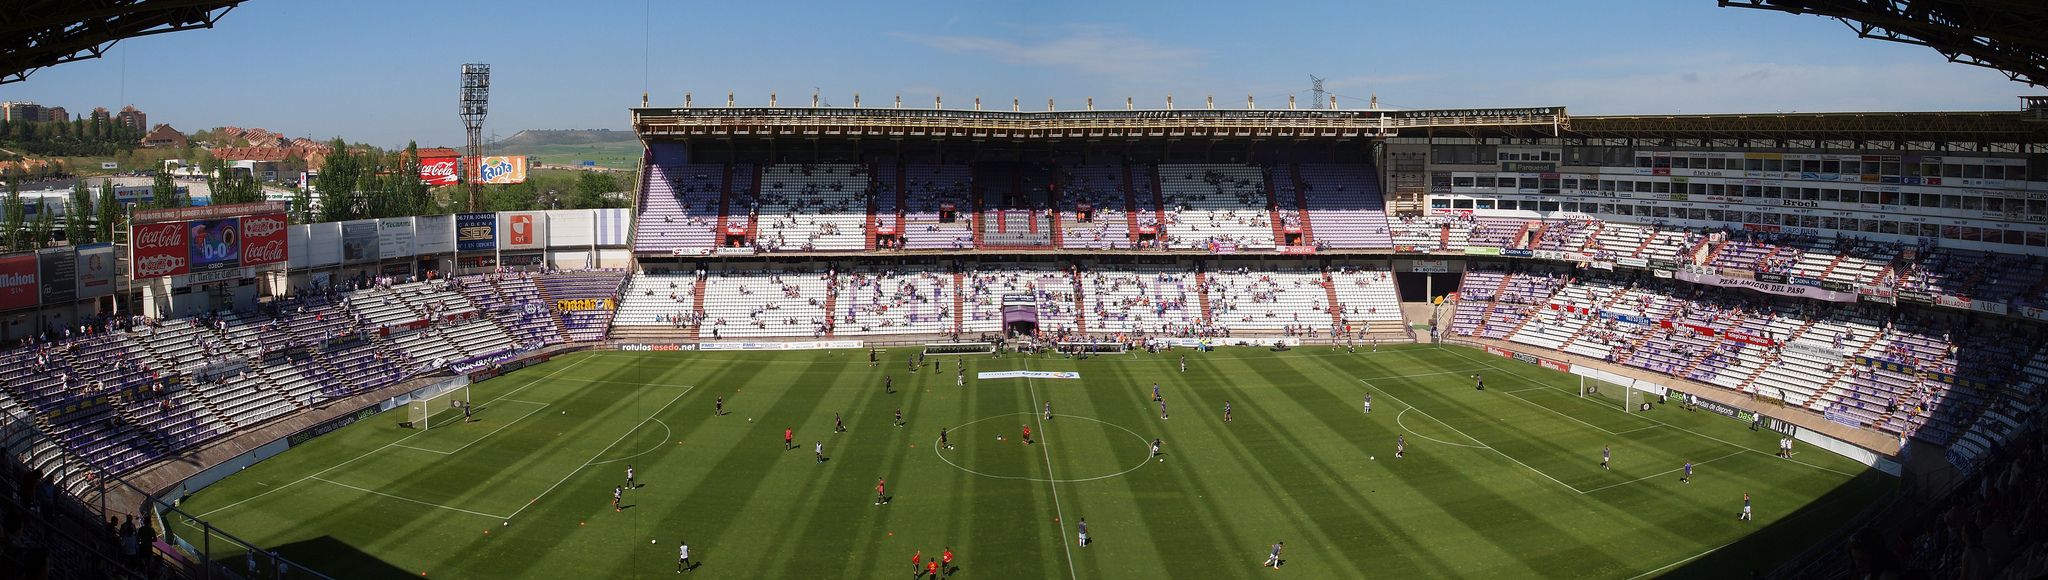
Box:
(419, 157), (460, 186)
(0, 254), (37, 312)
(131, 222), (191, 279)
(241, 213), (289, 267)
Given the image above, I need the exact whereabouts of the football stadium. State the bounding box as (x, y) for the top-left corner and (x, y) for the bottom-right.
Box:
(4, 2), (2048, 579)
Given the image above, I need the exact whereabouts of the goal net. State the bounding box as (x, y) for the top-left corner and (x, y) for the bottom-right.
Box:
(924, 342), (995, 356)
(1579, 375), (1650, 413)
(406, 384), (471, 430)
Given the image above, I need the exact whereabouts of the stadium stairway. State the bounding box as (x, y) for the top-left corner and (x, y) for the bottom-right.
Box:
(746, 165), (763, 246)
(1557, 285), (1630, 350)
(1071, 267), (1089, 334)
(1290, 163), (1315, 246)
(691, 274), (707, 340)
(1800, 329), (1890, 409)
(865, 168), (880, 251)
(823, 274), (840, 338)
(1268, 168), (1288, 244)
(1195, 270), (1214, 326)
(1323, 271), (1344, 329)
(1148, 167), (1168, 238)
(714, 165), (734, 240)
(1574, 221), (1605, 253)
(1121, 164), (1142, 246)
(952, 272), (966, 335)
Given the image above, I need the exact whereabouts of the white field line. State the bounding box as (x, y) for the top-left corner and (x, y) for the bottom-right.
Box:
(501, 385), (693, 521)
(310, 476), (510, 519)
(1579, 449), (1748, 494)
(1444, 347), (1864, 478)
(1024, 361), (1079, 580)
(1363, 378), (1586, 494)
(193, 354), (600, 518)
(391, 400), (550, 456)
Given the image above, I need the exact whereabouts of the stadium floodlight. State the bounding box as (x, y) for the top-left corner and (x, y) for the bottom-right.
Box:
(460, 63), (490, 212)
(407, 384), (473, 430)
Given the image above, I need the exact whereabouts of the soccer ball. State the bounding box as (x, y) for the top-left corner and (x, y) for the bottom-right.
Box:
(748, 418), (753, 422)
(502, 522), (508, 526)
(651, 539), (657, 544)
(1370, 456), (1376, 461)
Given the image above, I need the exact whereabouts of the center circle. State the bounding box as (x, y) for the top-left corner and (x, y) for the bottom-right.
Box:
(933, 412), (1154, 482)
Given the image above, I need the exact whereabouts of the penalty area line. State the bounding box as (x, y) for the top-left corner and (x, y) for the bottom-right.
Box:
(500, 385), (693, 521)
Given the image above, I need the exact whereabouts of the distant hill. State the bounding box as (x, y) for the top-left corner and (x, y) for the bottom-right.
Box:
(490, 129), (635, 149)
(491, 129), (643, 170)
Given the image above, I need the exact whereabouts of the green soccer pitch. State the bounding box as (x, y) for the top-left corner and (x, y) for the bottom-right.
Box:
(167, 344), (1891, 579)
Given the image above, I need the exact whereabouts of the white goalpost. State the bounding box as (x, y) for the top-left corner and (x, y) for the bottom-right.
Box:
(1578, 375), (1649, 413)
(406, 384), (472, 430)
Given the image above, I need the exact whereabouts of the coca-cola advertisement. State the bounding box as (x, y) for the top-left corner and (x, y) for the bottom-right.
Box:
(241, 213), (289, 267)
(186, 218), (242, 272)
(131, 222), (191, 279)
(419, 157), (460, 186)
(0, 254), (37, 312)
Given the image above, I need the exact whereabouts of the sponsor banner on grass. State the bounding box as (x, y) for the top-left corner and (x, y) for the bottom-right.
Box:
(0, 254), (37, 311)
(977, 370), (1083, 380)
(617, 343), (697, 352)
(1538, 359), (1570, 373)
(697, 340), (863, 351)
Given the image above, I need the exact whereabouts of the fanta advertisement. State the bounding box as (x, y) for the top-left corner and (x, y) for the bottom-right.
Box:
(477, 156), (528, 184)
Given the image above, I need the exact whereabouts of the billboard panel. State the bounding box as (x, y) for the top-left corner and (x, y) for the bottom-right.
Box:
(75, 244), (115, 299)
(308, 222), (342, 267)
(341, 219), (379, 264)
(419, 157), (461, 186)
(456, 212), (496, 251)
(186, 218), (243, 272)
(546, 209), (593, 247)
(594, 208), (630, 246)
(476, 156), (528, 184)
(37, 247), (76, 304)
(414, 214), (456, 254)
(288, 224), (311, 268)
(130, 222), (190, 279)
(498, 212), (546, 250)
(0, 254), (37, 311)
(240, 213), (289, 268)
(378, 217), (416, 258)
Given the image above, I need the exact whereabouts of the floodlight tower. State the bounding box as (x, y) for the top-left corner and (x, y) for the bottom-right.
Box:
(460, 63), (491, 211)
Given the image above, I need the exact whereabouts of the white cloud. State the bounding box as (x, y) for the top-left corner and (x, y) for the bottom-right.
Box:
(892, 25), (1203, 79)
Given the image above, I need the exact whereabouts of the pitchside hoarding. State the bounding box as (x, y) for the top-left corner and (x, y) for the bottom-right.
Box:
(419, 157), (461, 186)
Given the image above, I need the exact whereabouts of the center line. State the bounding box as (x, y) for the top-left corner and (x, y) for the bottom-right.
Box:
(1024, 360), (1079, 580)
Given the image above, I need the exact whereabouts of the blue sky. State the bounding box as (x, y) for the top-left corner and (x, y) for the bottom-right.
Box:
(0, 0), (2028, 148)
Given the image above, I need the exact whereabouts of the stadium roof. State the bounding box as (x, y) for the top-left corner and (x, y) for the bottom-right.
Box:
(633, 105), (2048, 147)
(0, 0), (243, 85)
(1719, 0), (2048, 87)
